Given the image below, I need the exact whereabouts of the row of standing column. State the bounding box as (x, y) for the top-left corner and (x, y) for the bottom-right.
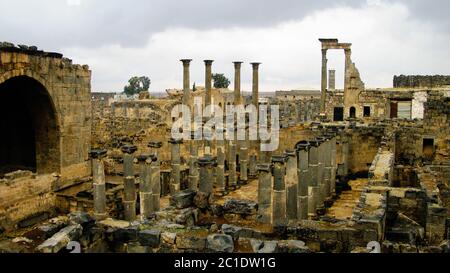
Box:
(255, 133), (339, 227)
(90, 142), (163, 222)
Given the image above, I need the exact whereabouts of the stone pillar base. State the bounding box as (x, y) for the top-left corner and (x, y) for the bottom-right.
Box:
(297, 196), (308, 220)
(123, 200), (136, 221)
(273, 190), (286, 227)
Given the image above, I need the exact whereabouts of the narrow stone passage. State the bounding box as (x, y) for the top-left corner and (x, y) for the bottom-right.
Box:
(326, 178), (368, 220)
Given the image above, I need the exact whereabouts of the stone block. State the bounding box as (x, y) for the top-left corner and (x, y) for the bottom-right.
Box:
(206, 234), (234, 253)
(175, 234), (206, 250)
(222, 199), (258, 215)
(36, 224), (83, 253)
(138, 229), (161, 247)
(169, 190), (196, 209)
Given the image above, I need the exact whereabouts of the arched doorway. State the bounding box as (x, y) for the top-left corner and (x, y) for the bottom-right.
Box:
(0, 76), (60, 175)
(349, 106), (356, 118)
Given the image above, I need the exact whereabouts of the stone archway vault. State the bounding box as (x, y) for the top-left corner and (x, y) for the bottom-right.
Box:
(0, 75), (61, 175)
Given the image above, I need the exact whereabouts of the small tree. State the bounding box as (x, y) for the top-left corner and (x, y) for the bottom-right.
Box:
(212, 73), (230, 89)
(123, 76), (151, 96)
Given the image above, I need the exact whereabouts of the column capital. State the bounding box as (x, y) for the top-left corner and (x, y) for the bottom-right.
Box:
(256, 163), (272, 172)
(233, 61), (243, 66)
(250, 62), (261, 68)
(180, 59), (192, 65)
(148, 141), (163, 148)
(89, 149), (107, 159)
(121, 144), (137, 154)
(204, 60), (214, 65)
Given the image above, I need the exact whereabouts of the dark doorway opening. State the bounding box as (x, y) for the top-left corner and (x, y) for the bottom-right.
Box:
(333, 107), (344, 121)
(363, 106), (371, 117)
(349, 107), (356, 118)
(0, 76), (59, 176)
(423, 138), (434, 160)
(390, 102), (398, 118)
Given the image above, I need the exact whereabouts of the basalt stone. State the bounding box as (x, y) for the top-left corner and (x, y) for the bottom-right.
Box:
(37, 224), (63, 239)
(36, 224), (83, 253)
(161, 232), (177, 245)
(193, 191), (210, 209)
(257, 241), (277, 253)
(170, 190), (196, 209)
(250, 239), (263, 253)
(68, 211), (95, 228)
(221, 224), (260, 239)
(138, 229), (161, 247)
(210, 204), (224, 216)
(113, 226), (139, 242)
(126, 242), (148, 253)
(222, 199), (257, 215)
(175, 208), (198, 226)
(206, 234), (234, 253)
(175, 234), (206, 250)
(276, 240), (311, 253)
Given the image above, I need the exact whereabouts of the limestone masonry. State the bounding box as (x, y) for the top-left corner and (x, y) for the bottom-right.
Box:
(0, 39), (449, 254)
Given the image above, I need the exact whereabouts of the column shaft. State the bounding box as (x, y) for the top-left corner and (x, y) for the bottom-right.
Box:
(257, 164), (272, 224)
(123, 152), (136, 221)
(285, 151), (298, 220)
(92, 157), (107, 220)
(320, 49), (328, 113)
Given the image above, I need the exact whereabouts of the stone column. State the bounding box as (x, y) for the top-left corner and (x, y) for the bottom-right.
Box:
(137, 153), (153, 218)
(257, 163), (273, 224)
(204, 60), (214, 109)
(308, 140), (319, 218)
(316, 137), (326, 209)
(233, 61), (243, 105)
(148, 141), (162, 212)
(121, 144), (138, 222)
(330, 133), (337, 197)
(284, 150), (298, 221)
(239, 126), (249, 185)
(168, 138), (183, 194)
(249, 154), (257, 178)
(295, 142), (310, 220)
(216, 131), (226, 195)
(329, 69), (336, 91)
(320, 49), (328, 113)
(344, 49), (352, 93)
(227, 139), (238, 190)
(188, 131), (200, 191)
(198, 155), (215, 195)
(272, 155), (287, 227)
(90, 149), (107, 220)
(323, 135), (333, 203)
(181, 59), (192, 106)
(251, 62), (260, 110)
(341, 132), (349, 177)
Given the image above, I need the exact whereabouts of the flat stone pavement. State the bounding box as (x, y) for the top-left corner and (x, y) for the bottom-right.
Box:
(326, 178), (368, 220)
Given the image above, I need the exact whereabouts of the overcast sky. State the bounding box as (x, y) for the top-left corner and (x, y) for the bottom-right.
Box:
(1, 0), (449, 92)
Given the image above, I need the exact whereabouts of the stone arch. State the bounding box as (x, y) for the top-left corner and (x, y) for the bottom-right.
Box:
(0, 74), (61, 175)
(349, 106), (356, 118)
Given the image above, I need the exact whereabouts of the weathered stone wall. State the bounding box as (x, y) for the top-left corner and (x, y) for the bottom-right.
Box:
(394, 75), (450, 88)
(0, 45), (91, 231)
(0, 46), (91, 179)
(347, 127), (384, 175)
(0, 172), (58, 231)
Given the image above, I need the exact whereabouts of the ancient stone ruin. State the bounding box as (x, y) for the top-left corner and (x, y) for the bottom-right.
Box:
(0, 39), (449, 254)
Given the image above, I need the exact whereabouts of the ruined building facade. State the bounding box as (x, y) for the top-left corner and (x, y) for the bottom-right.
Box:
(0, 45), (91, 230)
